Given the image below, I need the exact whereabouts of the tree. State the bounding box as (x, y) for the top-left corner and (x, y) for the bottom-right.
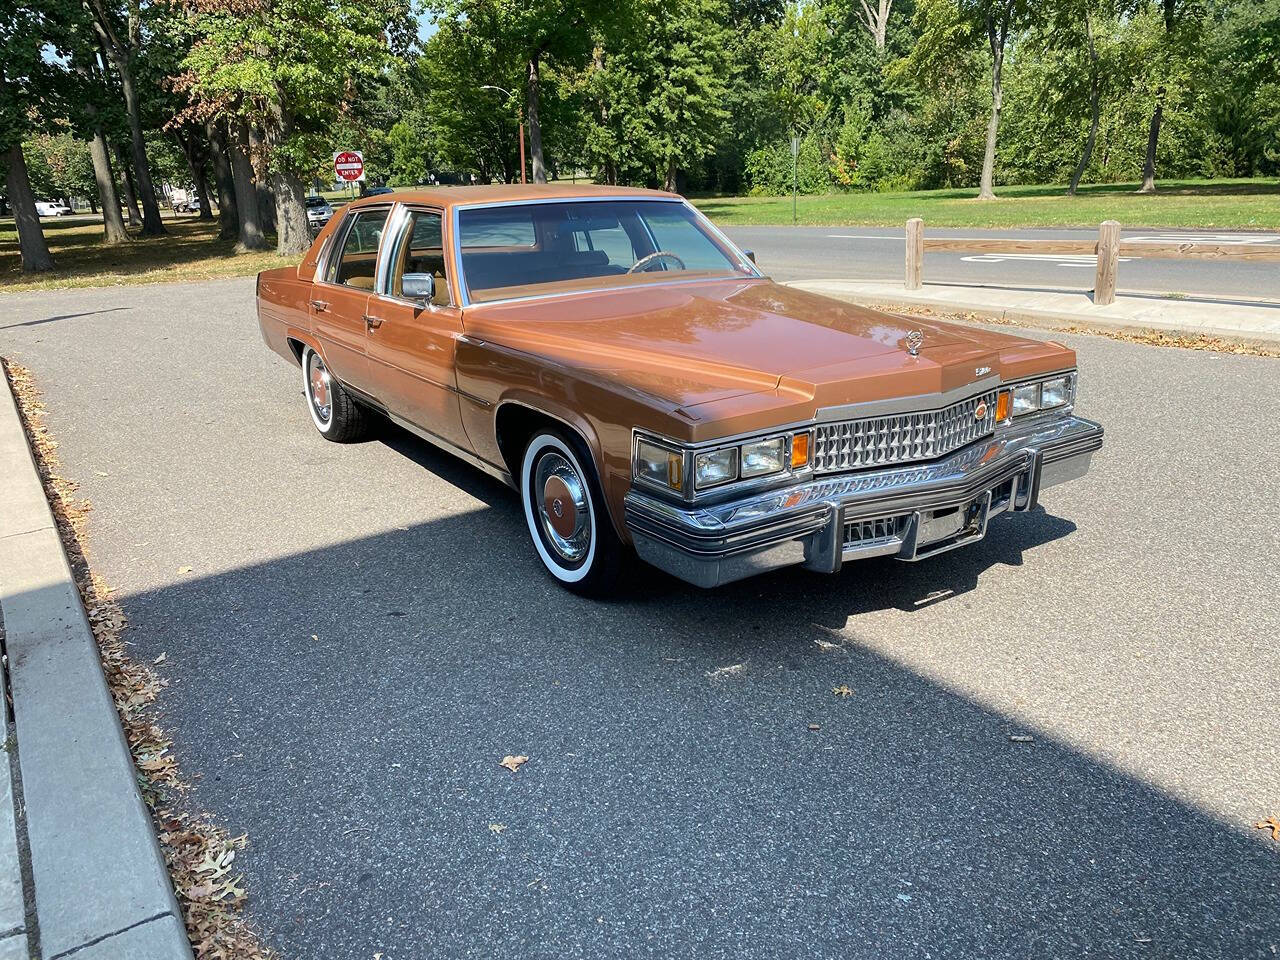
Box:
(903, 0), (1027, 198)
(441, 0), (607, 183)
(178, 0), (414, 254)
(83, 0), (167, 234)
(1, 0), (55, 271)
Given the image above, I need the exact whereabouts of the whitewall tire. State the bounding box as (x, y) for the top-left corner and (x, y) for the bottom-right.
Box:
(520, 430), (622, 594)
(301, 346), (367, 442)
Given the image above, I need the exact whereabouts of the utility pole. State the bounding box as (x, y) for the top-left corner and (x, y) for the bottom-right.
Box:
(791, 135), (799, 225)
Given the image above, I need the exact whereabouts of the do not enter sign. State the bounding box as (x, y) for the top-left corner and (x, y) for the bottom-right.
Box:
(334, 151), (365, 183)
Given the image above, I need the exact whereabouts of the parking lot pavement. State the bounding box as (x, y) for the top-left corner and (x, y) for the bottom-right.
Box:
(1, 279), (1277, 959)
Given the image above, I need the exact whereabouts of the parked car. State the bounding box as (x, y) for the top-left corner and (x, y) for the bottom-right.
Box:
(305, 195), (333, 229)
(362, 185), (394, 197)
(256, 185), (1103, 594)
(35, 201), (72, 217)
(173, 197), (202, 213)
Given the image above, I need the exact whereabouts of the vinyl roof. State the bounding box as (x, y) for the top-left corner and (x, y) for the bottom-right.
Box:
(345, 183), (678, 210)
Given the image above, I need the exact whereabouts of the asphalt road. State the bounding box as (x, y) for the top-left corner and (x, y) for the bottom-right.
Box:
(2, 280), (1278, 959)
(724, 225), (1280, 300)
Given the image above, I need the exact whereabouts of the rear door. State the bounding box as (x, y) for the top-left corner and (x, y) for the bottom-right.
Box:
(363, 205), (469, 449)
(309, 205), (391, 395)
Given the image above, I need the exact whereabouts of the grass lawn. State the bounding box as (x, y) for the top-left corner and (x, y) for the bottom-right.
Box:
(0, 214), (297, 294)
(691, 178), (1280, 229)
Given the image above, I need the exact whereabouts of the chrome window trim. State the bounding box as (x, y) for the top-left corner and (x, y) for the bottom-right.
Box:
(375, 202), (455, 307)
(450, 197), (759, 308)
(314, 203), (395, 291)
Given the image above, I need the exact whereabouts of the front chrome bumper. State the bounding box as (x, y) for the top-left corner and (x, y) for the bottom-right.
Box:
(624, 414), (1103, 588)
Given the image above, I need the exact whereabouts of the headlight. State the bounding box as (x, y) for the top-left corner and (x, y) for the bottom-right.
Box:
(1002, 371), (1076, 419)
(636, 439), (684, 491)
(1012, 383), (1040, 415)
(741, 437), (786, 478)
(695, 447), (738, 489)
(1040, 375), (1072, 408)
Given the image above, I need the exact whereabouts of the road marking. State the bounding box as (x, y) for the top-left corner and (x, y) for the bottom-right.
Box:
(827, 234), (901, 240)
(1126, 233), (1280, 244)
(960, 253), (1135, 267)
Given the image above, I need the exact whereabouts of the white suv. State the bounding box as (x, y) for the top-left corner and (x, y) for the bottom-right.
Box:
(35, 201), (72, 217)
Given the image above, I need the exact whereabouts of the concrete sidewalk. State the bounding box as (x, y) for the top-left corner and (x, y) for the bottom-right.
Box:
(0, 372), (192, 960)
(787, 279), (1280, 347)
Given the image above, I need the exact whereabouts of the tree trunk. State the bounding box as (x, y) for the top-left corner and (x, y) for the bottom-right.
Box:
(4, 146), (55, 272)
(1068, 12), (1100, 196)
(117, 66), (166, 235)
(115, 143), (143, 226)
(228, 120), (268, 251)
(205, 119), (239, 240)
(272, 170), (311, 256)
(664, 157), (678, 192)
(177, 131), (215, 220)
(247, 125), (276, 232)
(526, 53), (547, 184)
(858, 0), (892, 53)
(1138, 101), (1162, 193)
(89, 131), (129, 245)
(978, 15), (1006, 200)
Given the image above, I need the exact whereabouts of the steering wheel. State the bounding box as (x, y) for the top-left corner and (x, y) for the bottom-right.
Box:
(628, 250), (687, 274)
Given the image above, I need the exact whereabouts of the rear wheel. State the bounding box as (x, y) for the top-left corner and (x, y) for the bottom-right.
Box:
(302, 346), (367, 442)
(520, 429), (622, 595)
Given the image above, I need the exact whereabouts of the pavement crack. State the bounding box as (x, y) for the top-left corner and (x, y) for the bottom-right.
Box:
(47, 910), (176, 960)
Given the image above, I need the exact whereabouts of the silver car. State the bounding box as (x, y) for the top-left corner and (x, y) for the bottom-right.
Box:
(305, 196), (333, 229)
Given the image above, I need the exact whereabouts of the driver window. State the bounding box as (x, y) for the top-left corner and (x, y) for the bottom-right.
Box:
(325, 209), (389, 288)
(389, 209), (452, 306)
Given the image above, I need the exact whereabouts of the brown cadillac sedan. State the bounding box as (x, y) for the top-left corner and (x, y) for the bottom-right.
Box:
(256, 184), (1103, 594)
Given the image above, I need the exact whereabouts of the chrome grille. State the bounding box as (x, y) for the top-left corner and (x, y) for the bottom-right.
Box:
(813, 390), (998, 474)
(843, 516), (905, 548)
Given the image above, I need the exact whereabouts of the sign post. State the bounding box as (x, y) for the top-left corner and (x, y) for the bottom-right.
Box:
(334, 151), (365, 202)
(791, 136), (800, 225)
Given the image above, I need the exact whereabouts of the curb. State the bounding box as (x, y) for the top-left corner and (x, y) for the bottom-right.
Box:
(0, 372), (193, 960)
(785, 281), (1280, 350)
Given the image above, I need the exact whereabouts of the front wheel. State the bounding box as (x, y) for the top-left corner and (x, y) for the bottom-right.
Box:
(520, 430), (622, 595)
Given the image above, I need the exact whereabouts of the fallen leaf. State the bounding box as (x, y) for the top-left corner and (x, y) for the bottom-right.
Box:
(311, 634), (319, 642)
(1008, 734), (1034, 743)
(186, 882), (216, 900)
(153, 653), (167, 665)
(1255, 817), (1280, 841)
(489, 823), (507, 834)
(832, 684), (854, 698)
(177, 565), (193, 574)
(706, 663), (746, 680)
(807, 723), (820, 732)
(500, 755), (528, 773)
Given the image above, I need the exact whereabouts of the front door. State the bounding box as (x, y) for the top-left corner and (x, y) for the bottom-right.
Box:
(309, 205), (392, 395)
(364, 207), (468, 449)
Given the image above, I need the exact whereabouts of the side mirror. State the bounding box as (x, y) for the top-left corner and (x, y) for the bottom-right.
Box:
(742, 249), (756, 264)
(402, 272), (435, 304)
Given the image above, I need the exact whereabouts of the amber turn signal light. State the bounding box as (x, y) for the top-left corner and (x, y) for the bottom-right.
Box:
(791, 432), (811, 469)
(995, 390), (1012, 423)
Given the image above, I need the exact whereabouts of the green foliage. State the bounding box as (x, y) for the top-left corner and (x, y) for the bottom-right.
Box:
(745, 134), (832, 194)
(24, 131), (96, 200)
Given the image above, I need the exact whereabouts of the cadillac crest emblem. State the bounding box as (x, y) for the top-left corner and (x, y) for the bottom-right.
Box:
(905, 329), (924, 356)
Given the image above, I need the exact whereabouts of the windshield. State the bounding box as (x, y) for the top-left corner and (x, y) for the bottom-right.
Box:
(456, 200), (752, 303)
(305, 197), (328, 207)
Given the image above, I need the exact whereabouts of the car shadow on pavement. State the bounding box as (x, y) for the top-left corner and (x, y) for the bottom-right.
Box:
(92, 435), (1278, 959)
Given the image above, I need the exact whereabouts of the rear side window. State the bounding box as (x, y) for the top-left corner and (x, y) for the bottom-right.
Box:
(325, 209), (390, 288)
(458, 208), (536, 247)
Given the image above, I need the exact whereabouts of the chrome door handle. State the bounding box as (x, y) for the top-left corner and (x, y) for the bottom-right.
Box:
(308, 299), (330, 312)
(363, 314), (383, 330)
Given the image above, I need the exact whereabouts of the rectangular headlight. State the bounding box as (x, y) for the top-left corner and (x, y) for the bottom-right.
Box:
(1040, 375), (1071, 408)
(740, 437), (786, 478)
(1012, 383), (1040, 416)
(636, 439), (684, 491)
(695, 447), (738, 489)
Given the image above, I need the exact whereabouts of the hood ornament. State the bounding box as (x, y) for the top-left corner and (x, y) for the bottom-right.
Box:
(905, 329), (924, 356)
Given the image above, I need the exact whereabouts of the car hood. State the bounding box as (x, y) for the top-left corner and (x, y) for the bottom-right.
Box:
(461, 278), (1069, 423)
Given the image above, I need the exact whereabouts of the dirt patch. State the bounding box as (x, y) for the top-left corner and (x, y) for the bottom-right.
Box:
(3, 359), (276, 960)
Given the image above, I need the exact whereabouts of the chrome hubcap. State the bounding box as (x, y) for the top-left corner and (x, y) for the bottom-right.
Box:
(308, 355), (332, 422)
(535, 452), (590, 563)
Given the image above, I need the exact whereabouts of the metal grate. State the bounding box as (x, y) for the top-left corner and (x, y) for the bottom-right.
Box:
(813, 390), (998, 474)
(843, 516), (905, 548)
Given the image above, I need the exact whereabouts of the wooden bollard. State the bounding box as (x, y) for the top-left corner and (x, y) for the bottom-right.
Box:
(1094, 220), (1120, 305)
(905, 217), (924, 290)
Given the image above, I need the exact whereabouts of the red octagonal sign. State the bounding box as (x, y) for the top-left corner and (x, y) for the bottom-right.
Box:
(334, 151), (364, 182)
